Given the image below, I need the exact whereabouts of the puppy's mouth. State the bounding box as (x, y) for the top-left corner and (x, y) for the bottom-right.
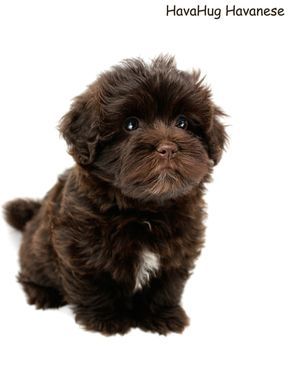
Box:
(156, 159), (177, 171)
(117, 156), (209, 202)
(109, 130), (211, 202)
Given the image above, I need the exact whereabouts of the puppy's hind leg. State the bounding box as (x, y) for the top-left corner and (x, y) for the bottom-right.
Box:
(17, 209), (67, 309)
(18, 274), (66, 309)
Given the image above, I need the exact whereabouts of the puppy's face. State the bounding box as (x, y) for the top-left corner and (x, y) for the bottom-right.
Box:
(60, 57), (227, 202)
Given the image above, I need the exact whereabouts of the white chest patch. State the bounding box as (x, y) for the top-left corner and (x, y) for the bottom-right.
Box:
(134, 250), (160, 291)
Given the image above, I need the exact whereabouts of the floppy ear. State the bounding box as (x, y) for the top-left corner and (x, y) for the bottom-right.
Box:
(206, 106), (228, 165)
(59, 93), (100, 165)
(191, 71), (227, 165)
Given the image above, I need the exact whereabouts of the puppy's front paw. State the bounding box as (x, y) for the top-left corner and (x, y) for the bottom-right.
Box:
(138, 305), (189, 335)
(75, 309), (132, 336)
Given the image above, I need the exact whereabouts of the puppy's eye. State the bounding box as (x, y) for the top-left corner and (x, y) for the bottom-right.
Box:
(124, 117), (139, 131)
(176, 115), (188, 130)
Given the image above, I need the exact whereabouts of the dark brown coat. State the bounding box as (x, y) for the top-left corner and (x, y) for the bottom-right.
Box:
(4, 56), (227, 335)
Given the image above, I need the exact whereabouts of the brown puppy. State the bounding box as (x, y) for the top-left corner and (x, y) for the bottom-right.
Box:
(4, 56), (227, 335)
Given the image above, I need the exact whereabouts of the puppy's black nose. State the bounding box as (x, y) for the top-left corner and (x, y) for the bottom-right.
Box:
(156, 142), (178, 159)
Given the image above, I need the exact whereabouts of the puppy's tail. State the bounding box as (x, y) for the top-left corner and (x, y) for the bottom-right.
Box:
(3, 198), (41, 231)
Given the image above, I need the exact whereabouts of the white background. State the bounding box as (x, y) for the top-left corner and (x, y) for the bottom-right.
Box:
(0, 0), (289, 370)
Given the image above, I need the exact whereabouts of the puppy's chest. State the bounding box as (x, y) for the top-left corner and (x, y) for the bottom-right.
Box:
(134, 249), (160, 291)
(107, 218), (163, 290)
(106, 212), (191, 290)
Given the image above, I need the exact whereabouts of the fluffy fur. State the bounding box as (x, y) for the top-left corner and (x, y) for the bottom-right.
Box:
(4, 56), (227, 335)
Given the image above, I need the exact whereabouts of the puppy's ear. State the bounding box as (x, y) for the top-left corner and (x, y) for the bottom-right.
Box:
(59, 92), (100, 165)
(206, 106), (228, 165)
(191, 72), (227, 165)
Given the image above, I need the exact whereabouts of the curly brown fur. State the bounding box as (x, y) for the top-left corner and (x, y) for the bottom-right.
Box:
(4, 56), (227, 335)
